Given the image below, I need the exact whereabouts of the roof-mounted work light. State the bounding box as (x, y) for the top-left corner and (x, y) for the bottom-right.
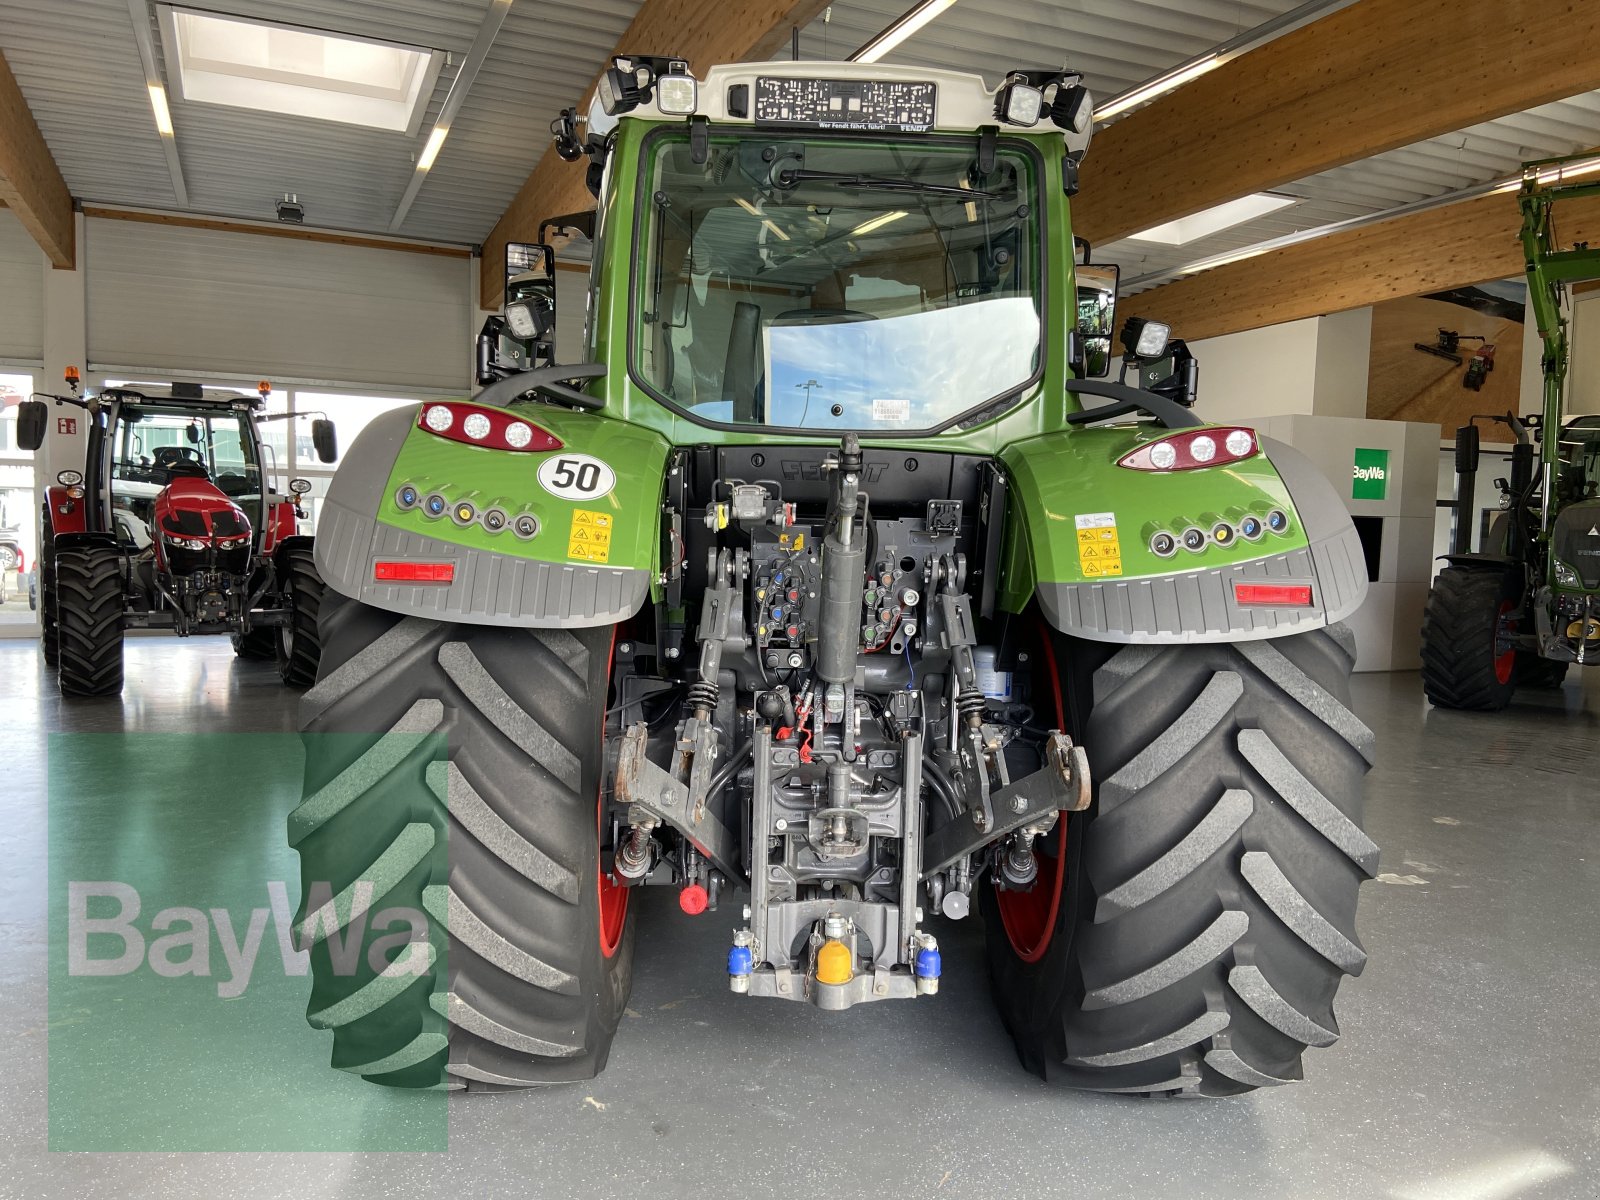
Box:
(994, 74), (1044, 127)
(598, 55), (696, 116)
(995, 69), (1092, 135)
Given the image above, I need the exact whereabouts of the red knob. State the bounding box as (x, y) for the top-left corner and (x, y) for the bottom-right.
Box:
(679, 883), (709, 915)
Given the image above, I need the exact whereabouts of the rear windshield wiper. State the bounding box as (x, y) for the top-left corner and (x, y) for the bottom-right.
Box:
(773, 168), (999, 199)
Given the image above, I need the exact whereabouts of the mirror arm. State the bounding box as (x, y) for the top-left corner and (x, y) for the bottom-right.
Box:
(1064, 379), (1203, 430)
(32, 391), (91, 412)
(472, 363), (608, 413)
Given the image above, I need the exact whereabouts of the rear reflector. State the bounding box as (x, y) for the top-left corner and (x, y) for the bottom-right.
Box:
(374, 560), (455, 583)
(1233, 582), (1313, 606)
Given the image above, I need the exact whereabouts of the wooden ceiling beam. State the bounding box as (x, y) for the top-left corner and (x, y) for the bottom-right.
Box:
(0, 48), (74, 269)
(1073, 0), (1600, 249)
(479, 0), (831, 310)
(1124, 188), (1600, 343)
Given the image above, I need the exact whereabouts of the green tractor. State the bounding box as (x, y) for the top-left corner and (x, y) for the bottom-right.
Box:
(290, 58), (1376, 1097)
(1424, 153), (1600, 709)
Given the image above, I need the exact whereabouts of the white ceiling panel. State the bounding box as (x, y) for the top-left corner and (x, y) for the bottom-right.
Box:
(1, 0), (1598, 279)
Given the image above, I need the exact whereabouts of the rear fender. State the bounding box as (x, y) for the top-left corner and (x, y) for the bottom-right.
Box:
(313, 402), (667, 627)
(44, 485), (89, 536)
(261, 499), (298, 555)
(999, 427), (1368, 643)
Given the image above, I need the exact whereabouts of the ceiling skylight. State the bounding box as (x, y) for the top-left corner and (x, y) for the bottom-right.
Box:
(1127, 193), (1296, 246)
(156, 7), (443, 134)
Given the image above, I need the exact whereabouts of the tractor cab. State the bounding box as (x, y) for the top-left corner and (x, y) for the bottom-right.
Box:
(104, 396), (267, 568)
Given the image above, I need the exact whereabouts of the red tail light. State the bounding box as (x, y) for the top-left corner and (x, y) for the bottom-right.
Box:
(1233, 582), (1313, 607)
(417, 402), (562, 452)
(374, 560), (456, 583)
(1119, 426), (1259, 472)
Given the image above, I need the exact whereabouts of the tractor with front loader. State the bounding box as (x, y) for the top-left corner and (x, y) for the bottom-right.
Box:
(18, 376), (337, 695)
(1424, 153), (1600, 708)
(289, 57), (1377, 1097)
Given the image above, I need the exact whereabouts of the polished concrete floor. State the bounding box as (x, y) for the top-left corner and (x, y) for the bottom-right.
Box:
(6, 636), (1600, 1198)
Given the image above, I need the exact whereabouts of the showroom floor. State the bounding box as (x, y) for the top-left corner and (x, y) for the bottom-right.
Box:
(7, 638), (1599, 1198)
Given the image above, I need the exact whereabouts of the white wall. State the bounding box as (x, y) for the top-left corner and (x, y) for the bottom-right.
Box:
(0, 210), (45, 363)
(554, 265), (589, 362)
(1188, 317), (1321, 421)
(1568, 292), (1600, 416)
(85, 218), (470, 390)
(1185, 308), (1373, 424)
(1311, 307), (1373, 420)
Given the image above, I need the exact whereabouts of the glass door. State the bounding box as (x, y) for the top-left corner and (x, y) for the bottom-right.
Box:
(0, 369), (40, 635)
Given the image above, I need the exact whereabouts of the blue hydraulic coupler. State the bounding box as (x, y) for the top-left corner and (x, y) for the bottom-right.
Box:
(728, 934), (754, 994)
(914, 936), (941, 996)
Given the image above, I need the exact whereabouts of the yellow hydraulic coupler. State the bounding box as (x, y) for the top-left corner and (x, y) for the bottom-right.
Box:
(814, 913), (854, 986)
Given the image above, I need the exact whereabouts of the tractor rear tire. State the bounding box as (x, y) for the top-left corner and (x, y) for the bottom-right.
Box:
(39, 508), (58, 670)
(1421, 566), (1517, 710)
(983, 626), (1376, 1097)
(275, 541), (324, 688)
(55, 544), (124, 698)
(292, 591), (633, 1090)
(232, 627), (276, 660)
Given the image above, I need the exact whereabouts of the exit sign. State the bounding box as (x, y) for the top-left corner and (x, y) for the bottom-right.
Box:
(1352, 448), (1389, 500)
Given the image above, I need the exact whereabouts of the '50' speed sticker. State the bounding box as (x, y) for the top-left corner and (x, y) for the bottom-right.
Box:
(537, 453), (616, 501)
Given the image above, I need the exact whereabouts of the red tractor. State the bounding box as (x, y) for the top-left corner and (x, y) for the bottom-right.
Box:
(18, 373), (336, 696)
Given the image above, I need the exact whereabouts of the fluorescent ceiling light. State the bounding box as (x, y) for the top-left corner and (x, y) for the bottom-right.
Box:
(1491, 154), (1600, 193)
(1095, 55), (1220, 122)
(147, 84), (174, 136)
(417, 126), (448, 171)
(1128, 193), (1296, 245)
(850, 0), (960, 64)
(852, 211), (907, 236)
(156, 6), (443, 134)
(734, 196), (789, 241)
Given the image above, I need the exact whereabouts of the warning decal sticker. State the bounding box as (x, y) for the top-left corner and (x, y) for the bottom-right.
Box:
(1074, 511), (1123, 578)
(567, 509), (614, 564)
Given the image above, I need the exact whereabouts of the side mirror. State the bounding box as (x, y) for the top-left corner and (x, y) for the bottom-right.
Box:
(311, 419), (337, 463)
(185, 422), (201, 444)
(16, 400), (47, 451)
(505, 241), (558, 368)
(1074, 263), (1120, 378)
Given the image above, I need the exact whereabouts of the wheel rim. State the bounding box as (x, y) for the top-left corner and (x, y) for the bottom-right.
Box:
(598, 871), (629, 958)
(597, 628), (629, 957)
(1493, 600), (1516, 685)
(995, 622), (1069, 963)
(278, 579), (295, 660)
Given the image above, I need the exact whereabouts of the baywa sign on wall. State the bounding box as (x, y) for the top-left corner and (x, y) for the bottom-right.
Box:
(1353, 447), (1390, 501)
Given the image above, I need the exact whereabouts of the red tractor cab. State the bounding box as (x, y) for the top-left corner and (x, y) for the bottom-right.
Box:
(18, 375), (337, 697)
